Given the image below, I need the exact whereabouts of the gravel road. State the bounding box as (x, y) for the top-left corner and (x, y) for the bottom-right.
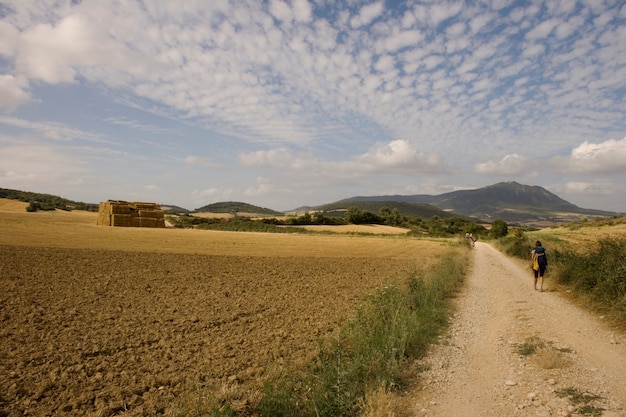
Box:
(409, 242), (626, 417)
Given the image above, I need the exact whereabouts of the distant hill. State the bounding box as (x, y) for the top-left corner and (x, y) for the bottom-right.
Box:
(313, 200), (466, 220)
(161, 204), (190, 214)
(194, 201), (283, 216)
(0, 187), (98, 212)
(334, 182), (617, 225)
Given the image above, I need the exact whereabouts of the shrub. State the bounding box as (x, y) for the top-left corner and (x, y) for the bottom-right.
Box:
(555, 237), (626, 304)
(490, 219), (508, 238)
(498, 228), (533, 259)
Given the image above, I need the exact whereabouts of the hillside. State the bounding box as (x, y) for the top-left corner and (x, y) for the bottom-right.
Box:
(313, 200), (466, 220)
(194, 201), (283, 216)
(336, 182), (617, 225)
(0, 187), (98, 212)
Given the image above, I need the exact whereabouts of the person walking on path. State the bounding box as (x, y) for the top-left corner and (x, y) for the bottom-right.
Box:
(531, 240), (548, 291)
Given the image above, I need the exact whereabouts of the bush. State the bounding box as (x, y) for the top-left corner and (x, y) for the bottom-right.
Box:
(498, 228), (533, 259)
(555, 237), (626, 304)
(490, 219), (508, 238)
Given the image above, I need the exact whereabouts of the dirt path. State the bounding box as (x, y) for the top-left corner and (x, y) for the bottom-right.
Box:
(410, 242), (626, 417)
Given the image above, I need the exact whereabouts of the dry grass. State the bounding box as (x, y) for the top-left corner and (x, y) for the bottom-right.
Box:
(533, 346), (573, 369)
(359, 386), (399, 417)
(516, 335), (572, 370)
(298, 224), (410, 234)
(0, 198), (28, 212)
(530, 217), (626, 251)
(0, 199), (444, 258)
(188, 212), (236, 219)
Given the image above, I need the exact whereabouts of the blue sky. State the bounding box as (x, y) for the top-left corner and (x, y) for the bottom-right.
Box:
(1, 0), (625, 212)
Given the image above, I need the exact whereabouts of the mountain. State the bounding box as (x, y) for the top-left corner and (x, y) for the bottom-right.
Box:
(312, 200), (464, 220)
(331, 182), (617, 225)
(194, 201), (283, 216)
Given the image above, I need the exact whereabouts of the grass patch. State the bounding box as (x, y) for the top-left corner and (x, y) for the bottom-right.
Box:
(254, 253), (467, 417)
(516, 336), (572, 369)
(516, 336), (545, 356)
(533, 347), (572, 369)
(556, 387), (604, 415)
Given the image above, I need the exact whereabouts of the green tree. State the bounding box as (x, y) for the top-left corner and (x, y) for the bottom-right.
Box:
(345, 206), (381, 224)
(345, 206), (361, 224)
(491, 219), (509, 238)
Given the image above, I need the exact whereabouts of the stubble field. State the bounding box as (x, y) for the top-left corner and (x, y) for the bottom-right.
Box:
(0, 200), (448, 416)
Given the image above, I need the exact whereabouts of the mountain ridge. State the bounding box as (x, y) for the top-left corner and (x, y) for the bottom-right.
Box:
(328, 181), (618, 225)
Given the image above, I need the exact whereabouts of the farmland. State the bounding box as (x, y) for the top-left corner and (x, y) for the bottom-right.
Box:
(0, 200), (451, 416)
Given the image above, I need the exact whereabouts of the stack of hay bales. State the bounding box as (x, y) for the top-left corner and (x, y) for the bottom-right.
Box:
(97, 200), (165, 228)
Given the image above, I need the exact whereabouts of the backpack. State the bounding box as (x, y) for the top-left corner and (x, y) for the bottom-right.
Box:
(535, 246), (548, 266)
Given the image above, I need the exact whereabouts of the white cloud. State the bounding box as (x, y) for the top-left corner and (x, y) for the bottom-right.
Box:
(185, 156), (209, 165)
(553, 137), (626, 174)
(522, 42), (546, 57)
(0, 116), (109, 143)
(558, 181), (626, 212)
(245, 178), (274, 197)
(268, 0), (293, 23)
(240, 139), (448, 177)
(0, 144), (86, 187)
(191, 187), (232, 204)
(293, 0), (313, 23)
(356, 139), (445, 173)
(380, 29), (424, 53)
(239, 148), (305, 168)
(425, 3), (463, 27)
(0, 75), (31, 108)
(469, 13), (492, 34)
(350, 1), (384, 29)
(16, 15), (97, 83)
(0, 21), (19, 56)
(525, 18), (559, 40)
(474, 154), (533, 176)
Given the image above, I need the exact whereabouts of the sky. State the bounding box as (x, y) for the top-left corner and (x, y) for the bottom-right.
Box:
(0, 0), (625, 213)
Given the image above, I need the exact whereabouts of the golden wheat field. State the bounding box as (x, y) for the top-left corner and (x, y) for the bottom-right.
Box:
(0, 199), (450, 417)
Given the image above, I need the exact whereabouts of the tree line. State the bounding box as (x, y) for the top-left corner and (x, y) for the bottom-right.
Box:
(168, 205), (510, 239)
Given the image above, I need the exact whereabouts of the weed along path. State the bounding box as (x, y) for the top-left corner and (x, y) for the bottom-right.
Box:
(409, 242), (626, 417)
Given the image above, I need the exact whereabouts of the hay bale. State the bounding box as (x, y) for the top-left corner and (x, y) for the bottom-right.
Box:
(110, 204), (131, 214)
(138, 210), (164, 219)
(98, 200), (165, 228)
(111, 214), (133, 227)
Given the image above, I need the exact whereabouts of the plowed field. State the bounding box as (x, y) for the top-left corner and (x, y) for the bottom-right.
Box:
(0, 200), (446, 416)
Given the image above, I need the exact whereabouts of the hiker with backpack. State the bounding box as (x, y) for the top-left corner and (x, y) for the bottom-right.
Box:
(531, 240), (548, 291)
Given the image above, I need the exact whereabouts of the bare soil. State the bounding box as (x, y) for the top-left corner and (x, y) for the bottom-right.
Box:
(0, 202), (442, 417)
(408, 242), (626, 417)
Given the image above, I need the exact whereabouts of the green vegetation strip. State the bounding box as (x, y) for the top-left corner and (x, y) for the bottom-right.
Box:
(256, 253), (466, 417)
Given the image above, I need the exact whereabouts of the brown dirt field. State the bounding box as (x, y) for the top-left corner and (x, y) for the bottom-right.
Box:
(0, 202), (449, 416)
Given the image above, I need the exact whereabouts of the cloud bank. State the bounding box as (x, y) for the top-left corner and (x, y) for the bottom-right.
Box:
(0, 0), (625, 212)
